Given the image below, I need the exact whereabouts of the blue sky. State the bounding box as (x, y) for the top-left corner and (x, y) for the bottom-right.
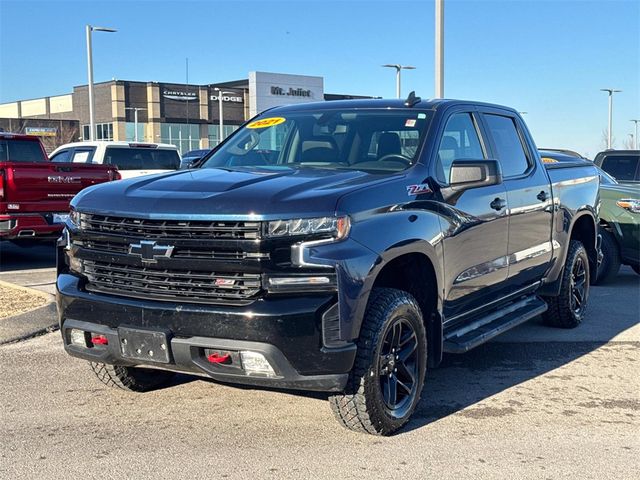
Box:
(0, 0), (638, 157)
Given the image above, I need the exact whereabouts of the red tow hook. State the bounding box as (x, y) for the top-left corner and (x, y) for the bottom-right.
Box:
(91, 335), (109, 345)
(207, 353), (231, 364)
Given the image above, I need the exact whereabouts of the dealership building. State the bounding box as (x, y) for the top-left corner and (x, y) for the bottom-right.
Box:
(0, 71), (371, 153)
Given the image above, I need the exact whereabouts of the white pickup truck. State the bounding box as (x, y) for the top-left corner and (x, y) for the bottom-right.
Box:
(49, 141), (181, 179)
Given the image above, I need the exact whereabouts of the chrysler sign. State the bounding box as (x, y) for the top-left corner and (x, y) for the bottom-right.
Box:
(162, 89), (198, 101)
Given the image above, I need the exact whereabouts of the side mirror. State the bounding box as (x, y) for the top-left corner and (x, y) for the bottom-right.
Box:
(449, 159), (502, 191)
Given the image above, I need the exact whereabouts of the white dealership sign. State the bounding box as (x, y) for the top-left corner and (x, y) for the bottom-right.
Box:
(249, 72), (324, 116)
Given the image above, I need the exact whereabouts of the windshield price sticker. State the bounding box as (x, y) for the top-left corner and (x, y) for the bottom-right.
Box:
(247, 117), (286, 129)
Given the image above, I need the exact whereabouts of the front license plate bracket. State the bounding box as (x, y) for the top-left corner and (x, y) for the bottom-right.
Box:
(118, 327), (171, 364)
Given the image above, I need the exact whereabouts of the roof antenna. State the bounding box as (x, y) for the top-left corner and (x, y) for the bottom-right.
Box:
(404, 91), (421, 107)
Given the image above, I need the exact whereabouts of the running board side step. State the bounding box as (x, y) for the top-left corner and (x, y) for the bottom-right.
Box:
(443, 296), (548, 354)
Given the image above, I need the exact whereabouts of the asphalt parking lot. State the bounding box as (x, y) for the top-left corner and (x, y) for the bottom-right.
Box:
(0, 244), (638, 479)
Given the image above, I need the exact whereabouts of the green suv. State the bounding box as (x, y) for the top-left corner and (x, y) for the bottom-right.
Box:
(540, 150), (639, 283)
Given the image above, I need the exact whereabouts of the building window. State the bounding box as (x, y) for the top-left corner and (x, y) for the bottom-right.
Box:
(82, 123), (113, 141)
(208, 124), (238, 146)
(160, 123), (200, 155)
(126, 122), (146, 142)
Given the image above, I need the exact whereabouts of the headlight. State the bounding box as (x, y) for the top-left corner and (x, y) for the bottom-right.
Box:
(616, 199), (640, 214)
(68, 208), (80, 227)
(265, 216), (350, 239)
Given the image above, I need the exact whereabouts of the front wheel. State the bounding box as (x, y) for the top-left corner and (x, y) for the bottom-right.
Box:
(631, 265), (640, 275)
(328, 288), (427, 435)
(543, 240), (590, 328)
(90, 362), (175, 392)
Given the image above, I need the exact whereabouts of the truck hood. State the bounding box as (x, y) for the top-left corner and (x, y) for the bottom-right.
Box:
(72, 167), (397, 219)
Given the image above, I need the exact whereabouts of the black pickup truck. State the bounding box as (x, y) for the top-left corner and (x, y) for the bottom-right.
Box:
(57, 96), (600, 435)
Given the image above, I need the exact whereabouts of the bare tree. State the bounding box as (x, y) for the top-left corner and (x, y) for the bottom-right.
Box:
(622, 134), (635, 150)
(601, 129), (616, 149)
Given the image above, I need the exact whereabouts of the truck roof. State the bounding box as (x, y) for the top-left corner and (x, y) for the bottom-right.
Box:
(56, 141), (179, 150)
(269, 97), (519, 114)
(0, 132), (42, 141)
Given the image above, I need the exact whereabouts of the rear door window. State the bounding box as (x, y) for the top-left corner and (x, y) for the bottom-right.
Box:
(104, 147), (180, 170)
(600, 155), (640, 181)
(484, 114), (530, 177)
(71, 147), (96, 163)
(0, 139), (46, 162)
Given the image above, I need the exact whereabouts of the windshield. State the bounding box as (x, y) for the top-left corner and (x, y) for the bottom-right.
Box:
(201, 109), (433, 173)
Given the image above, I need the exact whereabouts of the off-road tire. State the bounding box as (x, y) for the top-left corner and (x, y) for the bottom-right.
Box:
(90, 362), (175, 392)
(328, 288), (427, 436)
(593, 229), (620, 285)
(631, 265), (640, 275)
(543, 240), (589, 328)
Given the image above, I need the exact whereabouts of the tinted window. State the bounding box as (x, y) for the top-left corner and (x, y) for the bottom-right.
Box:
(484, 114), (529, 177)
(104, 147), (180, 170)
(600, 155), (639, 181)
(50, 149), (72, 163)
(436, 113), (484, 183)
(0, 139), (46, 162)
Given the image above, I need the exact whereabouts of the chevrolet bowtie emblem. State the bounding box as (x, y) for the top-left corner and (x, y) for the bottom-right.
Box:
(128, 240), (174, 263)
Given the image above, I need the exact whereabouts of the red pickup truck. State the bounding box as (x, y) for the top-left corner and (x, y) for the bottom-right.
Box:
(0, 132), (119, 242)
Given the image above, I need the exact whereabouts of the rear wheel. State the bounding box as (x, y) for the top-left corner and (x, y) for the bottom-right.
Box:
(593, 229), (620, 285)
(543, 240), (590, 328)
(329, 288), (427, 435)
(632, 265), (640, 275)
(90, 362), (175, 392)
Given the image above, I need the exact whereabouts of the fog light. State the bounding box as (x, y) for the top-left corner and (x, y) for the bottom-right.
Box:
(69, 329), (87, 347)
(68, 255), (82, 274)
(240, 351), (276, 377)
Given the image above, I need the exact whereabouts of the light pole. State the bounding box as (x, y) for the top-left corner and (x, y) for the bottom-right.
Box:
(214, 88), (234, 144)
(435, 0), (444, 98)
(381, 64), (416, 98)
(600, 88), (621, 149)
(631, 120), (640, 149)
(125, 107), (146, 141)
(86, 25), (116, 141)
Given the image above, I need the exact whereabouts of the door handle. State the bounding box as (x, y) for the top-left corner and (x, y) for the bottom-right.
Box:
(490, 197), (507, 211)
(537, 191), (548, 202)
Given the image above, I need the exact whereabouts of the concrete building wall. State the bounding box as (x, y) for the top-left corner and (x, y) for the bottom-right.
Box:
(20, 98), (47, 117)
(0, 103), (19, 118)
(49, 94), (73, 114)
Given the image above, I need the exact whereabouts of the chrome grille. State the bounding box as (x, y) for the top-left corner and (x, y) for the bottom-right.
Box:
(81, 260), (262, 305)
(80, 214), (261, 239)
(82, 239), (266, 261)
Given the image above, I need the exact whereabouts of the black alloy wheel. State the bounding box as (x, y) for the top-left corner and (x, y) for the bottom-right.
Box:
(378, 318), (419, 418)
(570, 254), (587, 316)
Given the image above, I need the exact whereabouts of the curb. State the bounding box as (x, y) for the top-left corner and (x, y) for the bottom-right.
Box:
(0, 279), (57, 344)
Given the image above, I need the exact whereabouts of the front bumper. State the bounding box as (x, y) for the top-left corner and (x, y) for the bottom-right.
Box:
(57, 274), (356, 392)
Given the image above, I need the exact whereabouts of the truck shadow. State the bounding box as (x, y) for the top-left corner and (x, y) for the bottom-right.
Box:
(0, 241), (57, 271)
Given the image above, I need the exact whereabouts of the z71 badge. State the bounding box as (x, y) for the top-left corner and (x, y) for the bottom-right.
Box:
(406, 184), (432, 196)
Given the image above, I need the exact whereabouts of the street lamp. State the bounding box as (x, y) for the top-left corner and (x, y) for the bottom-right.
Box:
(214, 88), (234, 144)
(600, 88), (622, 149)
(631, 120), (640, 150)
(435, 0), (444, 98)
(125, 107), (146, 142)
(86, 25), (117, 141)
(381, 64), (416, 98)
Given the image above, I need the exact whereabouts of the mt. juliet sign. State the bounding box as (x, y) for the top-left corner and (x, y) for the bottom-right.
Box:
(270, 86), (312, 98)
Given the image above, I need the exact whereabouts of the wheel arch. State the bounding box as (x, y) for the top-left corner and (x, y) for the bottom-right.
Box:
(361, 248), (443, 368)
